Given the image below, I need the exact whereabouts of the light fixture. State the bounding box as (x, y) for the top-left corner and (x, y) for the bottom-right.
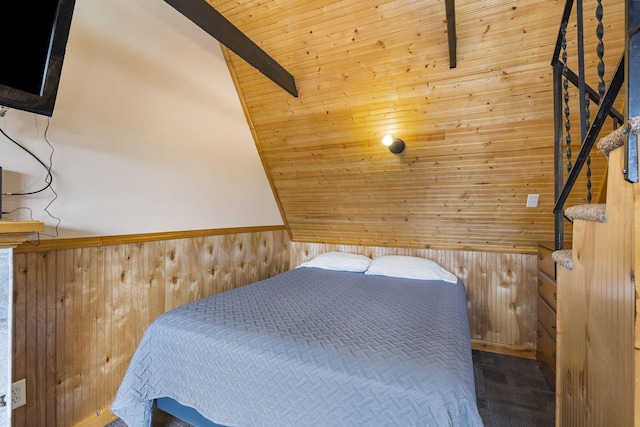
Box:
(382, 135), (405, 154)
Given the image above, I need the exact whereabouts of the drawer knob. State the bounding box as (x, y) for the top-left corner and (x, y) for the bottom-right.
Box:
(553, 293), (557, 300)
(538, 279), (543, 286)
(537, 331), (542, 338)
(539, 254), (544, 260)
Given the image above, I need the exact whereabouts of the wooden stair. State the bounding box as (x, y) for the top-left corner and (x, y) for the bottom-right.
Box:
(550, 117), (639, 426)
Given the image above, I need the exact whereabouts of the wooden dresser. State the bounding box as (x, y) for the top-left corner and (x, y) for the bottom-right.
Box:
(536, 242), (557, 387)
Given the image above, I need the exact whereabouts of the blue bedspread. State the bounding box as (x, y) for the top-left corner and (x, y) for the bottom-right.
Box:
(111, 267), (483, 426)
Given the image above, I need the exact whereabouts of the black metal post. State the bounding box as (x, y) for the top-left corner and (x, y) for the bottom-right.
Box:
(553, 63), (565, 250)
(625, 0), (639, 183)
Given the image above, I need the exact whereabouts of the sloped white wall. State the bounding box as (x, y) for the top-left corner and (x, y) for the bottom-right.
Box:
(0, 0), (282, 239)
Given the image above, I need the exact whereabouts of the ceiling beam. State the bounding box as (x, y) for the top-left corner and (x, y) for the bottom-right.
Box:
(445, 0), (457, 68)
(164, 0), (298, 97)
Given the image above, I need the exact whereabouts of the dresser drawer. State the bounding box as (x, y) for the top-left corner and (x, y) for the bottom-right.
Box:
(537, 245), (556, 279)
(538, 272), (557, 311)
(537, 295), (557, 340)
(536, 321), (556, 385)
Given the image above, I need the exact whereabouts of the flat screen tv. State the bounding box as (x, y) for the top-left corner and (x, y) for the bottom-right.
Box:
(0, 0), (76, 117)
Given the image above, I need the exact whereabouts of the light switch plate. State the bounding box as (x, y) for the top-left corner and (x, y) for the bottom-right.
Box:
(526, 194), (539, 208)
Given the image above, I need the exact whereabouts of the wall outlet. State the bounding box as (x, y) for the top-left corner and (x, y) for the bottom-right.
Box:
(11, 378), (26, 409)
(526, 194), (539, 208)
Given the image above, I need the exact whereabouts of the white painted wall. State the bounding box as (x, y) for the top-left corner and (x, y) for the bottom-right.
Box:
(0, 0), (283, 239)
(0, 249), (11, 427)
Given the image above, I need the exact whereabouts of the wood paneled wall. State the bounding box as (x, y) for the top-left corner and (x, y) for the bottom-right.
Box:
(212, 0), (625, 253)
(556, 144), (636, 425)
(11, 228), (290, 427)
(11, 227), (538, 427)
(290, 242), (538, 354)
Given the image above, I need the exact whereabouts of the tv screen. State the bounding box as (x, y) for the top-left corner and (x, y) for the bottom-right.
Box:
(0, 0), (76, 117)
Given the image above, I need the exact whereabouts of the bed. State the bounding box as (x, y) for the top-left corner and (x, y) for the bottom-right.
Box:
(111, 253), (484, 427)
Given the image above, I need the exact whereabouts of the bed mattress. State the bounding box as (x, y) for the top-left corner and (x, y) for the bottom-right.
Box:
(111, 267), (483, 426)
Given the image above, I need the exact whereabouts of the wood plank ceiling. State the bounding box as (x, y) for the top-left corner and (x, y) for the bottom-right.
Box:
(201, 0), (624, 253)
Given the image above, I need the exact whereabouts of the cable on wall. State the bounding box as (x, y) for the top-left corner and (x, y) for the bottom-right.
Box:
(0, 115), (61, 241)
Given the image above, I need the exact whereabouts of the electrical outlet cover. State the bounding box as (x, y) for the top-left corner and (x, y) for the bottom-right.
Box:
(11, 378), (26, 409)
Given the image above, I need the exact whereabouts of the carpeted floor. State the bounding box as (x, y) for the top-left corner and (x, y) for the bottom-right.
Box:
(107, 350), (555, 427)
(473, 350), (555, 426)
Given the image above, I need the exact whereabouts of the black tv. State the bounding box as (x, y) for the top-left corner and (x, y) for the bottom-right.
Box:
(0, 0), (76, 117)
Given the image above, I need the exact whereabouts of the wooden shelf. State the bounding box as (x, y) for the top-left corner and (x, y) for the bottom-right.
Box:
(0, 220), (44, 248)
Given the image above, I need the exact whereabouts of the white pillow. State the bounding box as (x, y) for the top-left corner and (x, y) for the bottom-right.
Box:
(296, 251), (372, 272)
(364, 255), (458, 283)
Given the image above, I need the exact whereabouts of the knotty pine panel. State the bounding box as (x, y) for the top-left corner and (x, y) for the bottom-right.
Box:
(11, 229), (289, 427)
(290, 242), (538, 353)
(12, 229), (540, 426)
(556, 147), (635, 426)
(214, 0), (624, 252)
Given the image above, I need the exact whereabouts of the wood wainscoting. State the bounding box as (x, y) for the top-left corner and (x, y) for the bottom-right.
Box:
(11, 227), (290, 427)
(10, 230), (537, 427)
(291, 242), (539, 358)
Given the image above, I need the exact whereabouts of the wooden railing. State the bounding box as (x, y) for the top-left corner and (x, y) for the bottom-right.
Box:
(550, 0), (637, 250)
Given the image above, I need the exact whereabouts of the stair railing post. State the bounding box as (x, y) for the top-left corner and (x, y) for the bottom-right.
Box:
(624, 0), (639, 183)
(554, 62), (565, 250)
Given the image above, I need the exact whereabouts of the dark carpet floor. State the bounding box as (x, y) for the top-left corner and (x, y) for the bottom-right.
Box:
(473, 350), (555, 426)
(107, 350), (555, 427)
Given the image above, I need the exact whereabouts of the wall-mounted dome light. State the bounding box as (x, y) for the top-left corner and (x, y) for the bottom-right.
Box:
(381, 135), (405, 154)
